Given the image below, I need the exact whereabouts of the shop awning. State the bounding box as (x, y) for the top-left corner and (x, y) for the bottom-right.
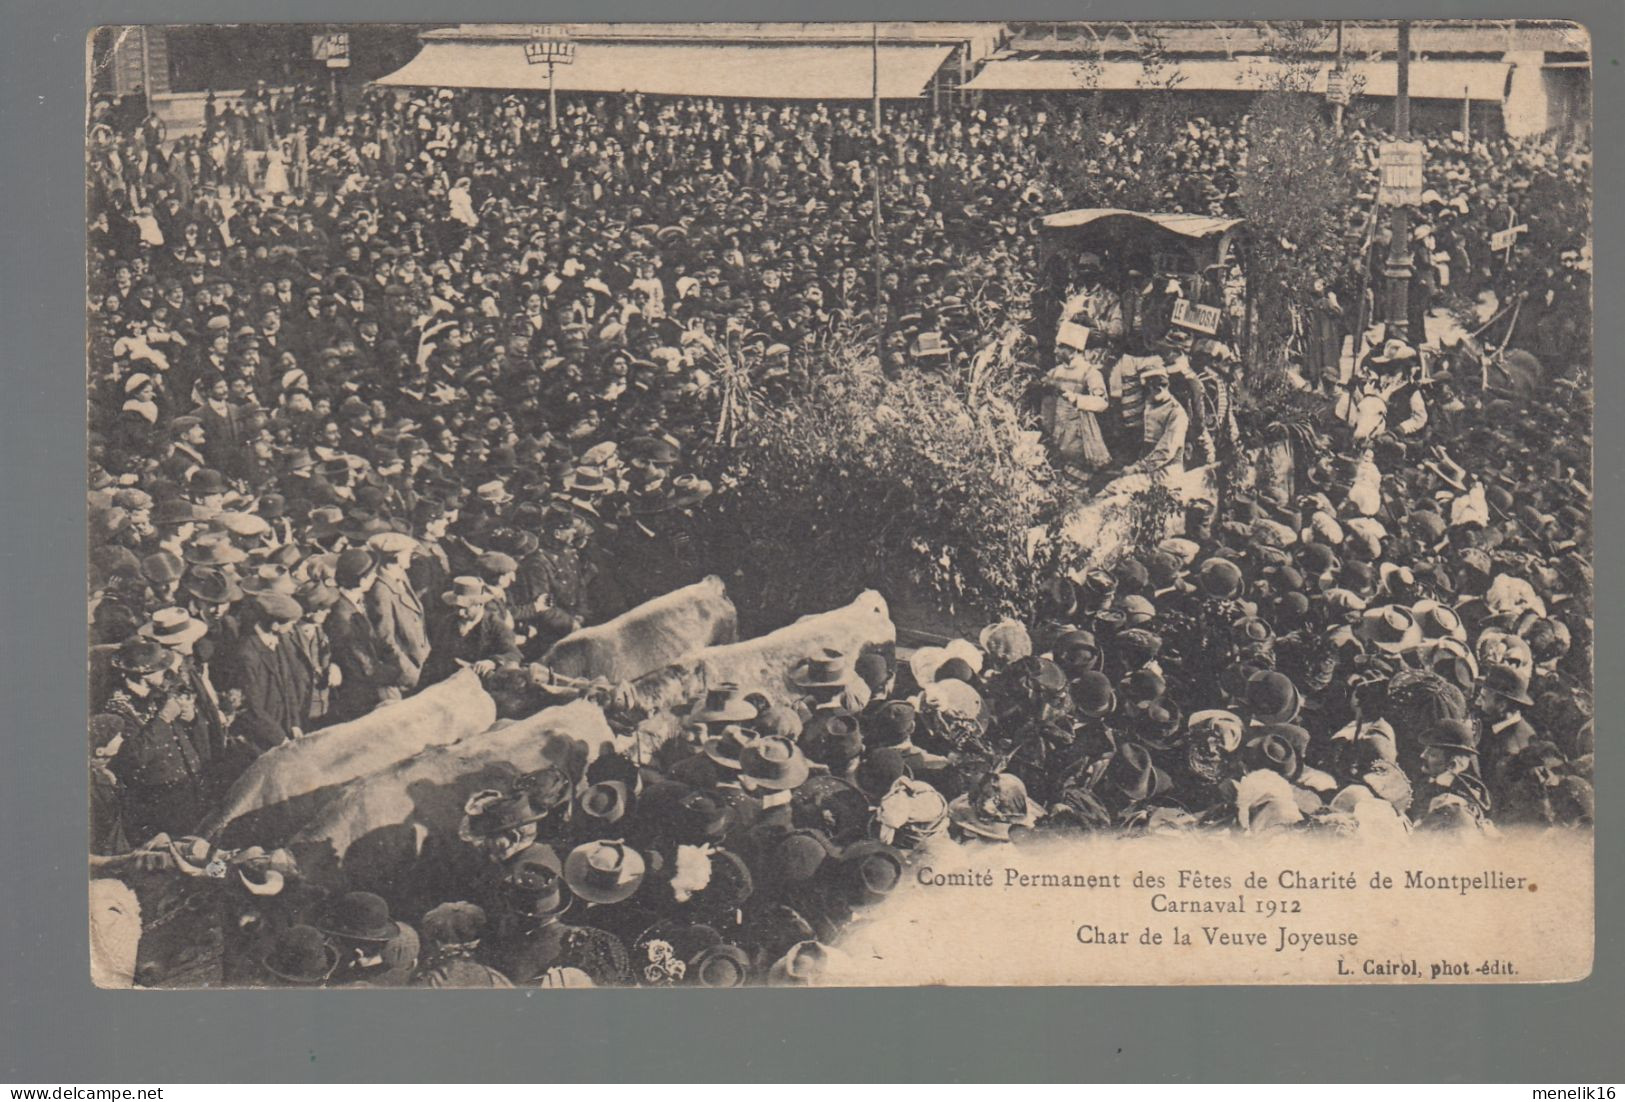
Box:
(965, 56), (1514, 101)
(1038, 209), (1243, 240)
(1034, 209), (1244, 269)
(375, 39), (955, 99)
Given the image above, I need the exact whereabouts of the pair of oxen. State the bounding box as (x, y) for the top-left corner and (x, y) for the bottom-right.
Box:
(183, 580), (896, 906)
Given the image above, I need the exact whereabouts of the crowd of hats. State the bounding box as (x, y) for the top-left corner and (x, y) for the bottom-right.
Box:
(136, 443), (1593, 988)
(89, 86), (1590, 455)
(114, 440), (1595, 988)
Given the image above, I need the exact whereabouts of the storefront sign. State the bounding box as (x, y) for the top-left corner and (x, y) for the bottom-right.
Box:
(311, 32), (349, 61)
(525, 26), (577, 65)
(1325, 67), (1350, 106)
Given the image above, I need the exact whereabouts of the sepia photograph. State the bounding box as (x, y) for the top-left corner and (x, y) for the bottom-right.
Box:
(84, 19), (1593, 990)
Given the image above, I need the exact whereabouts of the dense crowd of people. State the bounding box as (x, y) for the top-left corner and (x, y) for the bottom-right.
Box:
(86, 73), (1591, 987)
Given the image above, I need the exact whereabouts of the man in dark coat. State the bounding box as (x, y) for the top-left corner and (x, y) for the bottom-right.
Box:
(218, 592), (315, 754)
(101, 639), (207, 840)
(365, 533), (432, 692)
(136, 606), (230, 794)
(407, 499), (455, 609)
(325, 548), (403, 723)
(192, 375), (251, 478)
(1543, 246), (1592, 366)
(422, 577), (521, 685)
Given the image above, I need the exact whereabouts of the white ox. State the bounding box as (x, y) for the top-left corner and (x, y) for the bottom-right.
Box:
(199, 669), (497, 844)
(631, 590), (896, 714)
(286, 699), (615, 902)
(541, 574), (738, 683)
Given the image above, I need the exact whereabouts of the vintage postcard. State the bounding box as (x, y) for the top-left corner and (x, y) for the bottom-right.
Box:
(86, 19), (1592, 988)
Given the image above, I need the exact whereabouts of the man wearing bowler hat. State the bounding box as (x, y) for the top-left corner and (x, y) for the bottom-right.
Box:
(1476, 663), (1539, 803)
(320, 891), (420, 987)
(1415, 719), (1492, 830)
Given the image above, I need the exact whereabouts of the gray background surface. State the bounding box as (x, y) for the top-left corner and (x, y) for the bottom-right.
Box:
(2, 0), (1620, 1083)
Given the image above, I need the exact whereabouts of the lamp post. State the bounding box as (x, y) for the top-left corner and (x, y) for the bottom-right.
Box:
(1382, 20), (1414, 343)
(523, 27), (573, 131)
(1332, 20), (1345, 136)
(872, 22), (882, 134)
(872, 23), (884, 319)
(548, 57), (559, 131)
(139, 26), (153, 110)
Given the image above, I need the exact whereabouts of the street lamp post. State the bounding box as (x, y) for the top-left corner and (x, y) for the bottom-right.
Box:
(523, 28), (574, 131)
(872, 24), (884, 319)
(1383, 21), (1414, 343)
(1332, 20), (1345, 136)
(548, 56), (562, 131)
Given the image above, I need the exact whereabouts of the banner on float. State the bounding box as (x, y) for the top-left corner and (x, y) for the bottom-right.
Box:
(1171, 298), (1222, 335)
(1491, 224), (1528, 253)
(1056, 320), (1092, 352)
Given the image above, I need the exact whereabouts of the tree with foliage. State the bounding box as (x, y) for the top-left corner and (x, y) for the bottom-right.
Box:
(1235, 89), (1366, 392)
(690, 330), (1067, 630)
(1038, 27), (1242, 215)
(1229, 23), (1370, 392)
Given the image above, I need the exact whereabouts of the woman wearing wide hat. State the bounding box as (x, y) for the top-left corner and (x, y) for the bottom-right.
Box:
(483, 846), (577, 984)
(948, 771), (1043, 843)
(563, 840), (648, 906)
(458, 781), (566, 864)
